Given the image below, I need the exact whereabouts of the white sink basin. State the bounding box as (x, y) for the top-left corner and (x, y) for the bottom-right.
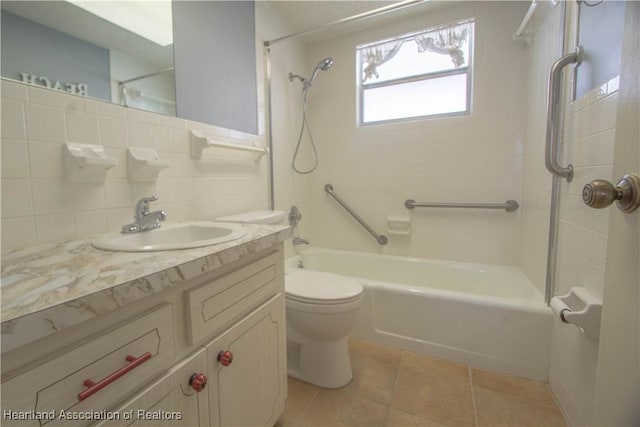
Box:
(92, 222), (245, 252)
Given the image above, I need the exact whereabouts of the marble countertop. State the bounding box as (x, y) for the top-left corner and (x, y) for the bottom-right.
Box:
(1, 223), (292, 351)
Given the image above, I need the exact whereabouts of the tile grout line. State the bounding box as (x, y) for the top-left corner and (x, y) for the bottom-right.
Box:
(384, 349), (406, 425)
(469, 367), (480, 427)
(298, 387), (319, 424)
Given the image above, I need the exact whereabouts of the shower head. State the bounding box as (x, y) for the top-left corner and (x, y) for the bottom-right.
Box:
(308, 57), (334, 85)
(317, 57), (334, 71)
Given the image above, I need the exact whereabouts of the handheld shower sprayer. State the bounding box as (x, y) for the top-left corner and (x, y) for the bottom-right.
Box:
(308, 57), (333, 86)
(289, 57), (334, 174)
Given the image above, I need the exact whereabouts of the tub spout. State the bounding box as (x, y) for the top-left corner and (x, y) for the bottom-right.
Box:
(293, 236), (310, 246)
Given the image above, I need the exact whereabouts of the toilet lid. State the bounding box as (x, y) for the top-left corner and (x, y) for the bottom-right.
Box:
(285, 269), (363, 304)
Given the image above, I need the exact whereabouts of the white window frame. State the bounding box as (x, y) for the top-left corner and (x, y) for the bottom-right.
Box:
(357, 19), (474, 126)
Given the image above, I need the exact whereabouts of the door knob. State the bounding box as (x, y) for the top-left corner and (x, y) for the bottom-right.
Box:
(582, 174), (640, 213)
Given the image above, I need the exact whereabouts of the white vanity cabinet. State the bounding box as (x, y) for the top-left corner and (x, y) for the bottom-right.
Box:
(206, 294), (286, 427)
(98, 348), (210, 427)
(1, 304), (177, 427)
(184, 249), (287, 427)
(1, 246), (287, 427)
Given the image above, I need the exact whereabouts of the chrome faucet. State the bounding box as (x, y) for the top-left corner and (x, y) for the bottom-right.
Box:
(122, 196), (167, 233)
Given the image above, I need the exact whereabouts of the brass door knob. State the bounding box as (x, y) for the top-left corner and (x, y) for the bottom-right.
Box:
(582, 174), (640, 213)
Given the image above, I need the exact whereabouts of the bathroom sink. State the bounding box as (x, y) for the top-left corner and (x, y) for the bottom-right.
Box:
(92, 222), (245, 252)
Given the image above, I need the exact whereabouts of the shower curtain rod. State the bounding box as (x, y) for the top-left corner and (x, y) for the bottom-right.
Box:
(264, 0), (428, 47)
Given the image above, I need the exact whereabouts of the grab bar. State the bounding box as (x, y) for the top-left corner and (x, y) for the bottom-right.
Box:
(324, 184), (388, 245)
(405, 199), (519, 212)
(545, 47), (581, 182)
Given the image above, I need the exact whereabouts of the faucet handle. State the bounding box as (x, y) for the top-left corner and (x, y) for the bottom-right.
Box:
(140, 195), (158, 204)
(135, 195), (159, 218)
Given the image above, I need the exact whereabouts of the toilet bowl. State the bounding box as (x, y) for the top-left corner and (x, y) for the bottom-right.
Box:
(285, 269), (363, 388)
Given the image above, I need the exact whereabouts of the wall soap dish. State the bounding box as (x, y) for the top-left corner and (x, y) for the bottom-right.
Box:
(550, 286), (602, 340)
(127, 148), (170, 182)
(387, 216), (411, 235)
(64, 142), (118, 183)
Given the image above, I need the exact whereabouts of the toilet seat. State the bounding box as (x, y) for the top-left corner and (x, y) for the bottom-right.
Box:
(285, 269), (363, 305)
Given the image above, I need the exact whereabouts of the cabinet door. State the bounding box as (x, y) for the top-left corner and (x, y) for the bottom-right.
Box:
(206, 293), (286, 427)
(97, 348), (209, 427)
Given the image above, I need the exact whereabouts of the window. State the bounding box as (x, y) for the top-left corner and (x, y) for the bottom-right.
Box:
(357, 19), (474, 125)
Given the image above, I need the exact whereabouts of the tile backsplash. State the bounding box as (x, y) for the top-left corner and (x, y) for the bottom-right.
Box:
(1, 79), (269, 252)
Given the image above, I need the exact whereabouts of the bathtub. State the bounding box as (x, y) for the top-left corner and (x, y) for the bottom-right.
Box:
(286, 247), (552, 381)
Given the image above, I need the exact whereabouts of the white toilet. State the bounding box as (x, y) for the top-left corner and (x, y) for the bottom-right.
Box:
(214, 210), (363, 388)
(285, 269), (363, 388)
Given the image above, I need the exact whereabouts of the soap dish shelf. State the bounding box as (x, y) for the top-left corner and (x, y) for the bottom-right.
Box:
(387, 216), (411, 235)
(64, 143), (118, 183)
(127, 148), (170, 182)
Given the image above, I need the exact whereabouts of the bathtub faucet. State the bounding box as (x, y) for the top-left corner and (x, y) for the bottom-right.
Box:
(292, 236), (310, 246)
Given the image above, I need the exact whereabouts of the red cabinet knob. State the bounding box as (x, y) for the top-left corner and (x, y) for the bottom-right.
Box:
(189, 373), (208, 392)
(217, 350), (233, 367)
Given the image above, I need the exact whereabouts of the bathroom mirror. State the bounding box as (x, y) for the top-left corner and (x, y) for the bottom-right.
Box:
(1, 1), (258, 134)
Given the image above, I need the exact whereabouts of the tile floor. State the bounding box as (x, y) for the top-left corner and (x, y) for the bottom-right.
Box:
(277, 339), (566, 427)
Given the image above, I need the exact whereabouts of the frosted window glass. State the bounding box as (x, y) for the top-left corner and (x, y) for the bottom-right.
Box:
(363, 74), (467, 123)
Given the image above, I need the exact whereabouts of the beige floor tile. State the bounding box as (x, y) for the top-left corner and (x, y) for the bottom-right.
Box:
(281, 341), (567, 427)
(279, 376), (319, 426)
(392, 366), (475, 426)
(474, 389), (567, 427)
(301, 387), (390, 427)
(386, 409), (446, 427)
(276, 415), (304, 427)
(349, 339), (404, 367)
(343, 353), (399, 405)
(471, 368), (557, 407)
(401, 352), (470, 383)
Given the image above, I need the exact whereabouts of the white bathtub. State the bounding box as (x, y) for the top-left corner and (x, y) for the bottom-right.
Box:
(286, 247), (552, 381)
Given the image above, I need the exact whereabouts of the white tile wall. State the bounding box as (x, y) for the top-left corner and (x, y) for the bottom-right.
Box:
(549, 79), (618, 426)
(517, 3), (618, 424)
(1, 139), (29, 178)
(518, 1), (563, 295)
(0, 79), (270, 252)
(297, 1), (529, 265)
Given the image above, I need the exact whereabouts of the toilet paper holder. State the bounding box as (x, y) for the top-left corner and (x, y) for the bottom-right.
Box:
(550, 287), (602, 340)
